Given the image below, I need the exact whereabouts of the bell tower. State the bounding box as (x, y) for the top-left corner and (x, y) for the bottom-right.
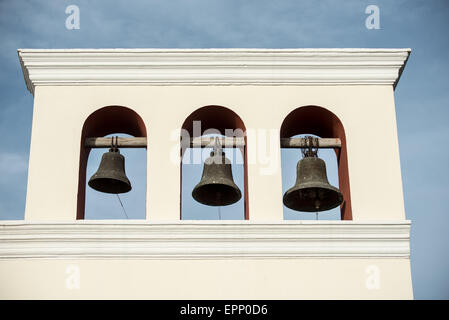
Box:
(0, 49), (412, 299)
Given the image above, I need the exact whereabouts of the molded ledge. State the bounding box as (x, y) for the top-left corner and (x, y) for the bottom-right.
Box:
(0, 220), (411, 259)
(18, 48), (411, 95)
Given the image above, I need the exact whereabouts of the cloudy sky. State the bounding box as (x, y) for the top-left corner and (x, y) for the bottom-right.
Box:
(0, 0), (448, 299)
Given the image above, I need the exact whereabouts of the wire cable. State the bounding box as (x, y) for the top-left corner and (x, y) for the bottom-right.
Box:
(116, 194), (129, 219)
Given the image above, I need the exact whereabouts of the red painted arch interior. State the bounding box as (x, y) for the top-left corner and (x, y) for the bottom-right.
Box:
(280, 106), (352, 220)
(181, 105), (249, 220)
(77, 105), (350, 220)
(77, 106), (147, 219)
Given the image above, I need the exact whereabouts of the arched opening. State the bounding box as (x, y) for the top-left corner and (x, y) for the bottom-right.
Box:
(280, 106), (352, 220)
(77, 106), (147, 219)
(180, 105), (248, 220)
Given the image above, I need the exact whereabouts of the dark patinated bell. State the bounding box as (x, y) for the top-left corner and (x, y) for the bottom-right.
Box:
(283, 156), (343, 212)
(192, 150), (242, 206)
(88, 148), (132, 194)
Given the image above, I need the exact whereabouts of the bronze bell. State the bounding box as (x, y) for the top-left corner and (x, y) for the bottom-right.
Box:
(192, 143), (242, 206)
(283, 154), (343, 212)
(88, 140), (132, 194)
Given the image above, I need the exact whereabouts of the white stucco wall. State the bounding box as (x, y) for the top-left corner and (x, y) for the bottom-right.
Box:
(0, 258), (412, 300)
(24, 85), (405, 222)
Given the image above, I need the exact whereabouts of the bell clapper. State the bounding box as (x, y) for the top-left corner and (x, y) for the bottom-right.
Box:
(215, 138), (223, 220)
(315, 199), (320, 220)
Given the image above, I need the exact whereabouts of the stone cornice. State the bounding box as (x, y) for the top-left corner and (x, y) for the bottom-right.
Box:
(18, 48), (411, 94)
(0, 220), (411, 259)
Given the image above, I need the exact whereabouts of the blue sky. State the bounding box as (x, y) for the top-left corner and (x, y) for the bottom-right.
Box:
(0, 0), (448, 299)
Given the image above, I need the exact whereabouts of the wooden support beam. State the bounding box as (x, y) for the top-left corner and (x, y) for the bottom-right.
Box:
(85, 137), (341, 148)
(187, 137), (246, 148)
(280, 138), (341, 149)
(85, 137), (147, 148)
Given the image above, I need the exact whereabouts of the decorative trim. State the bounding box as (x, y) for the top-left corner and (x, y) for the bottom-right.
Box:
(0, 220), (410, 259)
(18, 48), (411, 95)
